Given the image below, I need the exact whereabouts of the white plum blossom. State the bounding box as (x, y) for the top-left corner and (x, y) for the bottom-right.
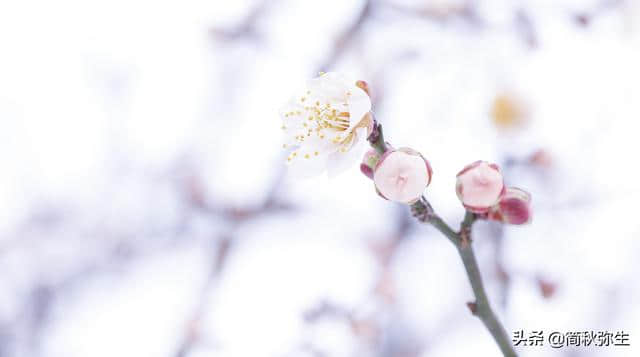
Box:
(455, 161), (505, 213)
(373, 148), (432, 204)
(280, 72), (373, 177)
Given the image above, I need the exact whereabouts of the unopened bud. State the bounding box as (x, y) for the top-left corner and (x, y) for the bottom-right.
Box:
(356, 80), (371, 97)
(488, 187), (532, 225)
(360, 149), (380, 180)
(373, 148), (432, 204)
(456, 161), (505, 213)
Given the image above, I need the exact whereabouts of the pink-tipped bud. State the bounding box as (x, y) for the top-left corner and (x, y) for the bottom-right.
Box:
(356, 80), (371, 97)
(488, 187), (532, 225)
(360, 149), (380, 180)
(456, 161), (505, 213)
(373, 148), (432, 204)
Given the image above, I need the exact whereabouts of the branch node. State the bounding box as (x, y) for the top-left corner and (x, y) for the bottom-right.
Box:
(459, 211), (476, 248)
(466, 301), (478, 315)
(460, 227), (472, 248)
(410, 197), (435, 223)
(367, 120), (388, 154)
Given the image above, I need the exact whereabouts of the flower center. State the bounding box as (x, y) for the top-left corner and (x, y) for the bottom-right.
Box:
(282, 88), (363, 162)
(395, 175), (408, 189)
(306, 100), (350, 133)
(472, 172), (491, 186)
(284, 92), (354, 143)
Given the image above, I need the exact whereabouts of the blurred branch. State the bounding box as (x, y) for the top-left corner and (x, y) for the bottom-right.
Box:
(382, 0), (482, 26)
(515, 9), (538, 49)
(315, 0), (483, 73)
(0, 162), (293, 357)
(298, 188), (422, 356)
(172, 169), (291, 357)
(209, 0), (274, 42)
(316, 0), (373, 73)
(574, 0), (625, 27)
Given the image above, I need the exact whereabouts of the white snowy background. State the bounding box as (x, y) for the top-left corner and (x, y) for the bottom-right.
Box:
(1, 0), (639, 356)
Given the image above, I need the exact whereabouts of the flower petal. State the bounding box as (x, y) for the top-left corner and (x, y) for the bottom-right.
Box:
(346, 85), (372, 133)
(326, 127), (368, 177)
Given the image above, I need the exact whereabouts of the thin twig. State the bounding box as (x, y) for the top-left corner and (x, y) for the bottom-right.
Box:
(409, 198), (517, 356)
(367, 118), (389, 155)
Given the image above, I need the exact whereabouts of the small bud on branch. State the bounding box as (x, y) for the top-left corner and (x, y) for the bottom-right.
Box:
(373, 148), (432, 204)
(360, 149), (380, 179)
(456, 161), (505, 213)
(488, 187), (532, 225)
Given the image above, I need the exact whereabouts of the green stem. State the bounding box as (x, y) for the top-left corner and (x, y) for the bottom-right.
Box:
(410, 198), (517, 357)
(457, 244), (516, 357)
(429, 215), (460, 245)
(367, 119), (388, 155)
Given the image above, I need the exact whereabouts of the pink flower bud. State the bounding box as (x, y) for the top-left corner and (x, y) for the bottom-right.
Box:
(356, 80), (371, 97)
(488, 187), (532, 225)
(455, 161), (505, 213)
(373, 148), (432, 204)
(360, 149), (380, 179)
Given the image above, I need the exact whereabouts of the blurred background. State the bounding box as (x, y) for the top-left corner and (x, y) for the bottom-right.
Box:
(1, 0), (640, 356)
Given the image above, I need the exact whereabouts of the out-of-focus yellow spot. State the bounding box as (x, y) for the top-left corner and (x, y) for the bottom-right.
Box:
(491, 94), (528, 129)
